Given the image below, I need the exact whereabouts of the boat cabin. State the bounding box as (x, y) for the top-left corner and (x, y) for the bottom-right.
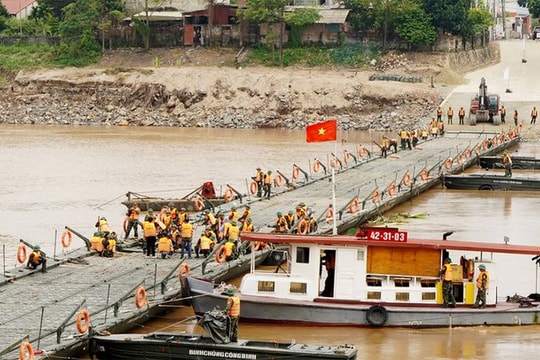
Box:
(240, 229), (497, 307)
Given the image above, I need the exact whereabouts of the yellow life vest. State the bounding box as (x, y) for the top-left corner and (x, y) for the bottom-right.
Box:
(180, 223), (193, 238)
(158, 237), (172, 252)
(91, 236), (104, 251)
(200, 235), (213, 250)
(242, 222), (253, 232)
(229, 210), (239, 221)
(228, 225), (240, 241)
(206, 213), (216, 225)
(442, 264), (453, 281)
(224, 241), (235, 256)
(227, 295), (240, 317)
(30, 250), (42, 264)
(143, 221), (157, 237)
(98, 219), (110, 233)
(476, 271), (490, 290)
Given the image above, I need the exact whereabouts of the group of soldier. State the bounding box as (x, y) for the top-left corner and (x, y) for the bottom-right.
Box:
(272, 202), (318, 235)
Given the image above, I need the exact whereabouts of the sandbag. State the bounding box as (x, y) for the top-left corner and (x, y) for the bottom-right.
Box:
(198, 309), (231, 344)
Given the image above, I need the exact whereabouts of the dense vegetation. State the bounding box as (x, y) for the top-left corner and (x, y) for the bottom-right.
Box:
(0, 0), (514, 73)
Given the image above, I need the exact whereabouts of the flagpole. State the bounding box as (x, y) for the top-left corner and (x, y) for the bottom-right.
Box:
(332, 139), (337, 235)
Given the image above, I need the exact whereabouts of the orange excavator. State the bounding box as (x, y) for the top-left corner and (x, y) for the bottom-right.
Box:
(469, 77), (500, 125)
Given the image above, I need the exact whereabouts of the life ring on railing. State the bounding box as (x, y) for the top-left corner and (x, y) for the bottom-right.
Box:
(465, 148), (471, 158)
(19, 341), (34, 360)
(17, 245), (27, 264)
(313, 160), (321, 173)
(467, 259), (474, 280)
(224, 188), (234, 202)
(482, 139), (490, 150)
(194, 196), (204, 211)
(292, 166), (300, 180)
(444, 157), (453, 170)
(61, 230), (73, 249)
(349, 199), (359, 214)
(135, 287), (147, 309)
(370, 190), (381, 204)
(76, 309), (90, 334)
(474, 144), (481, 155)
(344, 151), (351, 164)
(274, 175), (283, 187)
(330, 158), (338, 168)
(402, 173), (411, 187)
(493, 136), (499, 146)
(216, 245), (227, 263)
(249, 181), (258, 195)
(499, 133), (506, 142)
(420, 169), (429, 181)
(297, 220), (309, 235)
(366, 305), (388, 327)
(325, 208), (334, 224)
(358, 147), (368, 158)
(456, 153), (463, 165)
(253, 242), (266, 251)
(178, 263), (190, 279)
(122, 216), (128, 233)
(387, 183), (397, 196)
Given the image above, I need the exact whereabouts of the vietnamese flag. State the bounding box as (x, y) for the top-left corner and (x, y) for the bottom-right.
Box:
(306, 120), (337, 142)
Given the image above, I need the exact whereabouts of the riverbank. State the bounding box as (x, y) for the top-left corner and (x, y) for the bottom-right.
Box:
(0, 45), (499, 131)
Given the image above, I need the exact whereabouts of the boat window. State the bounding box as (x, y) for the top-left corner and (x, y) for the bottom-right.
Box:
(257, 281), (275, 292)
(420, 279), (437, 288)
(422, 292), (436, 300)
(357, 249), (365, 261)
(367, 291), (381, 300)
(296, 247), (310, 264)
(366, 276), (384, 286)
(289, 282), (307, 294)
(395, 292), (410, 301)
(393, 278), (410, 287)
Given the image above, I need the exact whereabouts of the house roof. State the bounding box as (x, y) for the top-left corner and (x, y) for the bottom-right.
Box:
(2, 0), (36, 15)
(316, 9), (350, 24)
(130, 11), (184, 21)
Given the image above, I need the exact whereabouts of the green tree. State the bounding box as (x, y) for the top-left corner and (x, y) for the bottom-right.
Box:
(57, 0), (101, 65)
(238, 0), (287, 65)
(422, 0), (471, 36)
(342, 0), (377, 39)
(284, 8), (321, 47)
(529, 0), (540, 18)
(40, 0), (76, 20)
(395, 2), (437, 49)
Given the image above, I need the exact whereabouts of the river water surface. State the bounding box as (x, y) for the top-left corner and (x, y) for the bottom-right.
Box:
(3, 125), (540, 359)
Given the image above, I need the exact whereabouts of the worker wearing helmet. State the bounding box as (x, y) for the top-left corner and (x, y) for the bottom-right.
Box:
(502, 150), (512, 178)
(27, 245), (47, 273)
(439, 258), (456, 308)
(273, 212), (288, 233)
(473, 264), (489, 309)
(263, 170), (272, 200)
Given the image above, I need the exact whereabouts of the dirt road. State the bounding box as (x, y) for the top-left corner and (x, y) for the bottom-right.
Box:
(442, 39), (540, 138)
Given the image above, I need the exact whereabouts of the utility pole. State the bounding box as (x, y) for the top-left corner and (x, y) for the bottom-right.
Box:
(501, 0), (506, 39)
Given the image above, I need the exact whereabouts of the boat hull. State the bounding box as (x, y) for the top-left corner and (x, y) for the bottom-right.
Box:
(186, 277), (540, 328)
(479, 156), (540, 170)
(443, 174), (540, 190)
(91, 332), (357, 360)
(122, 199), (227, 212)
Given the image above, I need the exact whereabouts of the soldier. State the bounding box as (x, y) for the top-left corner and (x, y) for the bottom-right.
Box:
(458, 107), (466, 125)
(473, 264), (489, 309)
(447, 107), (453, 125)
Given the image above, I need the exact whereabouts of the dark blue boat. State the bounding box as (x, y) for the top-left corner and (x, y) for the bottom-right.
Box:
(443, 174), (540, 190)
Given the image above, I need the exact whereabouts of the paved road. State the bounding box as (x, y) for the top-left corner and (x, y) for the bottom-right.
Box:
(441, 39), (540, 136)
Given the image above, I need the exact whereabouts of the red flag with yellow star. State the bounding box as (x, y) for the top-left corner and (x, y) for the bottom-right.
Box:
(305, 120), (337, 142)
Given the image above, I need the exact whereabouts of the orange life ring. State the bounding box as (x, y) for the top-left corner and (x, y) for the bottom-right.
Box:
(274, 175), (283, 187)
(370, 190), (380, 204)
(122, 216), (128, 232)
(402, 173), (411, 187)
(349, 198), (359, 213)
(215, 245), (227, 263)
(482, 139), (489, 150)
(465, 148), (471, 158)
(76, 309), (90, 334)
(444, 157), (453, 170)
(387, 183), (397, 196)
(325, 208), (334, 224)
(17, 245), (27, 264)
(456, 153), (463, 165)
(358, 147), (368, 158)
(297, 220), (308, 235)
(135, 286), (147, 309)
(420, 169), (429, 181)
(313, 160), (321, 173)
(292, 166), (300, 180)
(492, 136), (498, 146)
(467, 259), (474, 280)
(474, 145), (481, 155)
(249, 181), (258, 195)
(253, 242), (266, 251)
(178, 263), (190, 279)
(61, 230), (72, 248)
(344, 151), (351, 164)
(330, 158), (338, 168)
(19, 341), (34, 360)
(194, 196), (204, 211)
(499, 133), (506, 142)
(224, 188), (234, 202)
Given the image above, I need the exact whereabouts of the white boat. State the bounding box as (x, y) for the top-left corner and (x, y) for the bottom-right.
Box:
(186, 228), (540, 328)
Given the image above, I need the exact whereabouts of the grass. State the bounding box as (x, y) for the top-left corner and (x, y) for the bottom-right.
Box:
(0, 44), (61, 83)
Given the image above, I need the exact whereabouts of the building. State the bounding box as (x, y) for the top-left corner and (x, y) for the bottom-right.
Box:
(1, 0), (37, 19)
